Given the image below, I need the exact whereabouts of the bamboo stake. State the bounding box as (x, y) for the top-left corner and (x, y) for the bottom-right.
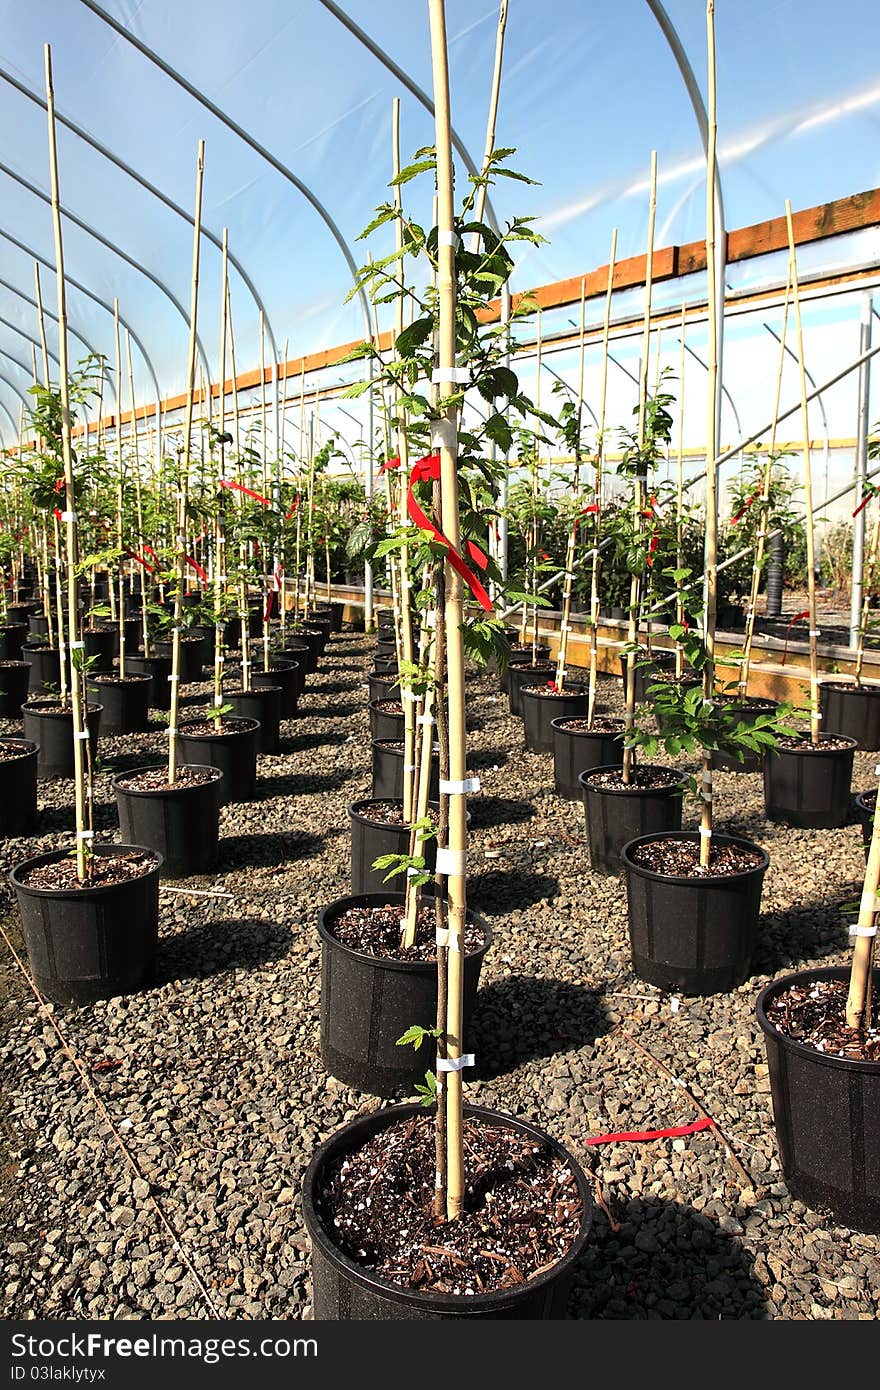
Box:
(279, 339), (289, 633)
(428, 0), (468, 1224)
(125, 331), (149, 659)
(738, 269), (792, 699)
(215, 229), (230, 708)
(227, 285), (249, 691)
(260, 311), (271, 673)
(699, 1), (719, 867)
(847, 785), (878, 1029)
(34, 264), (50, 384)
(44, 44), (88, 880)
(113, 299), (126, 679)
(555, 278), (587, 688)
(293, 362), (305, 622)
(785, 199), (820, 747)
(585, 230), (618, 724)
(674, 305), (687, 679)
(622, 150), (658, 785)
(529, 309), (543, 662)
(169, 140), (206, 785)
(31, 275), (56, 648)
(471, 0), (508, 235)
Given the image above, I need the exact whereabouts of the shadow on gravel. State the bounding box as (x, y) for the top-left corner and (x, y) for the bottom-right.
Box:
(468, 795), (535, 828)
(753, 893), (855, 975)
(257, 769), (353, 798)
(300, 701), (360, 720)
(38, 801), (116, 834)
(471, 976), (611, 1078)
(569, 1195), (768, 1319)
(217, 829), (324, 870)
(284, 729), (349, 753)
(156, 916), (290, 984)
(468, 867), (558, 913)
(468, 746), (510, 771)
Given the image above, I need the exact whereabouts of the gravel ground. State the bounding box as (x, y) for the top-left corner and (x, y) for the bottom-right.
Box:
(0, 630), (878, 1322)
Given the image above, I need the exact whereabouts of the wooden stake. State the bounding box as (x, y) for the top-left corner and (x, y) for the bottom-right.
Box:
(472, 0), (508, 233)
(169, 140), (206, 784)
(675, 305), (687, 679)
(44, 44), (89, 880)
(587, 229), (617, 724)
(555, 278), (587, 687)
(700, 0), (719, 866)
(215, 229), (230, 708)
(126, 330), (150, 659)
(113, 299), (126, 679)
(785, 199), (820, 746)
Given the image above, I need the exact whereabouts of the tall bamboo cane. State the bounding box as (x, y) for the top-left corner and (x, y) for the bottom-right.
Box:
(44, 44), (88, 880)
(125, 331), (149, 659)
(674, 305), (687, 679)
(215, 229), (230, 709)
(699, 1), (719, 867)
(785, 200), (820, 747)
(32, 265), (56, 649)
(621, 150), (658, 785)
(554, 279), (586, 689)
(586, 230), (617, 724)
(227, 285), (250, 692)
(168, 140), (205, 785)
(113, 300), (127, 679)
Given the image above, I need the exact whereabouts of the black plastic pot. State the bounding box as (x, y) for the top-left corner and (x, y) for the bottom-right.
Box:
(125, 652), (173, 710)
(21, 701), (102, 780)
(521, 683), (588, 754)
(819, 681), (880, 752)
(756, 967), (880, 1233)
(0, 623), (28, 662)
(252, 659), (299, 718)
(763, 736), (857, 829)
(328, 601), (345, 633)
(375, 635), (397, 658)
(372, 655), (398, 677)
(187, 623), (216, 664)
(5, 604), (31, 626)
(368, 698), (405, 743)
(764, 532), (785, 618)
(371, 740), (439, 802)
(318, 891), (491, 1096)
(854, 790), (875, 860)
(347, 799), (465, 896)
(152, 636), (206, 684)
(717, 603), (746, 631)
(0, 661), (30, 719)
(507, 662), (554, 717)
(501, 645), (551, 696)
(9, 844), (162, 1006)
(367, 671), (400, 704)
(27, 613), (49, 641)
(619, 647), (676, 701)
(113, 765), (223, 879)
(85, 674), (152, 735)
(286, 628), (320, 674)
(711, 697), (779, 774)
(82, 626), (116, 670)
(224, 685), (281, 753)
(177, 716), (258, 802)
(580, 763), (685, 876)
(622, 831), (770, 994)
(0, 739), (38, 836)
(23, 646), (61, 697)
(122, 616), (142, 655)
(551, 719), (625, 801)
(302, 1101), (591, 1318)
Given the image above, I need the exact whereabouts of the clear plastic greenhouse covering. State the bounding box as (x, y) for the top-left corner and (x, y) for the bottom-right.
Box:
(0, 0), (878, 505)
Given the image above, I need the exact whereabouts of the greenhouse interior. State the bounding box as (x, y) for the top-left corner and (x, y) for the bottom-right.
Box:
(1, 0), (879, 1332)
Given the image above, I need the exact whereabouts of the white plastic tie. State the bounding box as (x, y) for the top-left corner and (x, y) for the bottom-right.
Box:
(698, 825), (713, 838)
(60, 510), (76, 522)
(417, 714), (436, 727)
(74, 730), (89, 741)
(431, 367), (469, 385)
(436, 1055), (474, 1073)
(435, 847), (466, 877)
(75, 829), (94, 840)
(435, 927), (450, 948)
(166, 727), (178, 736)
(403, 762), (416, 773)
(406, 866), (421, 879)
(69, 640), (85, 650)
(850, 923), (878, 938)
(809, 629), (821, 637)
(167, 673), (180, 683)
(430, 419), (457, 449)
(437, 230), (460, 248)
(858, 889), (880, 914)
(439, 775), (481, 795)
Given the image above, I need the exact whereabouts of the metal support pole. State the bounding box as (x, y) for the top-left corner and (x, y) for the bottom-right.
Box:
(850, 293), (874, 646)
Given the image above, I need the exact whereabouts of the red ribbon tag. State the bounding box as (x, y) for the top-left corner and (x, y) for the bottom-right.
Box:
(378, 456), (400, 475)
(285, 494), (300, 522)
(406, 454), (492, 613)
(185, 555), (208, 584)
(781, 608), (810, 666)
(853, 492), (874, 519)
(731, 489), (760, 524)
(584, 1117), (714, 1146)
(219, 478), (272, 507)
(124, 546), (155, 574)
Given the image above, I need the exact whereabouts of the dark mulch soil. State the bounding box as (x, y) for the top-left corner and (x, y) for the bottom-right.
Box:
(353, 800), (438, 828)
(326, 903), (484, 963)
(556, 717), (623, 734)
(88, 675), (151, 686)
(179, 718), (253, 737)
(629, 838), (764, 879)
(17, 849), (156, 892)
(648, 671), (700, 687)
(715, 696), (779, 711)
(860, 790), (877, 812)
(765, 979), (880, 1062)
(116, 766), (219, 793)
(0, 741), (33, 762)
(521, 685), (586, 699)
(317, 1112), (583, 1296)
(776, 735), (855, 752)
(374, 700), (404, 715)
(371, 673), (399, 686)
(586, 766), (681, 791)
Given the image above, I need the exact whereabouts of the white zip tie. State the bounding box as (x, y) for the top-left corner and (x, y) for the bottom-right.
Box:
(167, 673), (179, 683)
(436, 1055), (474, 1073)
(60, 510), (76, 522)
(417, 714), (436, 726)
(439, 775), (481, 795)
(850, 923), (878, 937)
(560, 623), (573, 633)
(403, 762), (416, 772)
(69, 640), (85, 650)
(75, 829), (94, 840)
(435, 927), (450, 948)
(699, 825), (712, 838)
(74, 731), (90, 741)
(809, 629), (821, 637)
(431, 366), (469, 385)
(166, 727), (178, 736)
(858, 889), (880, 914)
(430, 419), (457, 449)
(437, 230), (460, 248)
(435, 847), (466, 876)
(701, 770), (713, 784)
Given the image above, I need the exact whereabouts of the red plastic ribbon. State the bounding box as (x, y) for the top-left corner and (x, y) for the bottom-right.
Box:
(285, 494), (300, 522)
(853, 491), (875, 519)
(584, 1117), (714, 1147)
(124, 546), (155, 574)
(142, 545), (158, 561)
(185, 555), (208, 583)
(781, 608), (810, 666)
(465, 539), (489, 571)
(53, 508), (62, 524)
(378, 456), (400, 475)
(219, 478), (272, 507)
(406, 454), (492, 612)
(731, 489), (760, 524)
(53, 477), (65, 494)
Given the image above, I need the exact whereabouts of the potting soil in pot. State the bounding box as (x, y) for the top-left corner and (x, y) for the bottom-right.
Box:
(765, 978), (880, 1062)
(628, 838), (764, 878)
(16, 848), (155, 891)
(327, 902), (484, 963)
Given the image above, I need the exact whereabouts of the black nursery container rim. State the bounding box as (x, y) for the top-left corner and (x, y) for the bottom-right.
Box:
(178, 715), (260, 735)
(621, 830), (770, 886)
(301, 1100), (591, 1315)
(818, 677), (880, 693)
(9, 843), (163, 899)
(579, 763), (687, 795)
(317, 890), (492, 973)
(520, 683), (588, 699)
(0, 737), (39, 758)
(87, 672), (152, 685)
(224, 685), (284, 698)
(756, 966), (880, 1076)
(772, 734), (859, 756)
(22, 700), (103, 717)
(112, 763), (223, 796)
(550, 716), (624, 735)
